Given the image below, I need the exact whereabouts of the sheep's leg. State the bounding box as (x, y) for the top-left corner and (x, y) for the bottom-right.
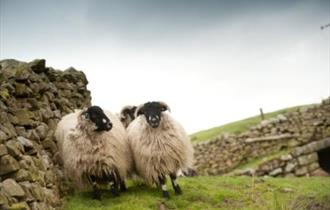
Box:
(119, 180), (127, 192)
(183, 168), (198, 177)
(158, 176), (169, 199)
(110, 182), (119, 197)
(170, 173), (182, 195)
(109, 173), (119, 197)
(90, 175), (101, 200)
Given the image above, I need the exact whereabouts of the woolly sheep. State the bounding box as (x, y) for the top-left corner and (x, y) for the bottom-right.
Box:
(118, 105), (137, 128)
(117, 104), (197, 177)
(55, 106), (132, 199)
(127, 101), (194, 198)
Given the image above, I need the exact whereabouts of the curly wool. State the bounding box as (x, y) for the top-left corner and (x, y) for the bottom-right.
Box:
(59, 110), (132, 190)
(127, 113), (193, 185)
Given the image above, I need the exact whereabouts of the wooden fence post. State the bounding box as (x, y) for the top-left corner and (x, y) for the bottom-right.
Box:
(259, 108), (265, 120)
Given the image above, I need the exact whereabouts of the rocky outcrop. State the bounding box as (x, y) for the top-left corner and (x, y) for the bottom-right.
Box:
(0, 59), (91, 210)
(194, 98), (330, 177)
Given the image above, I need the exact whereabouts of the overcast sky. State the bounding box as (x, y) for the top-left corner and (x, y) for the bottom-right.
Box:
(1, 0), (329, 133)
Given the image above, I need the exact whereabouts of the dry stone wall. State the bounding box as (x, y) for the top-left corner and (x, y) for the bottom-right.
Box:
(194, 98), (330, 177)
(0, 59), (91, 210)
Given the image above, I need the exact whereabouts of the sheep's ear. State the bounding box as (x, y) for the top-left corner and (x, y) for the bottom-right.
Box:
(121, 108), (130, 116)
(159, 101), (170, 112)
(135, 105), (144, 117)
(137, 108), (144, 116)
(131, 106), (137, 114)
(82, 111), (89, 119)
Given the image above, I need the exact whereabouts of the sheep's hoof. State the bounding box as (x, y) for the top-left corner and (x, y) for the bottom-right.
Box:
(162, 191), (170, 199)
(120, 183), (127, 192)
(92, 191), (101, 200)
(174, 186), (182, 195)
(111, 187), (120, 197)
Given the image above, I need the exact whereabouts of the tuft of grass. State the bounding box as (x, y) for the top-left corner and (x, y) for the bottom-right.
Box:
(64, 176), (330, 210)
(190, 104), (316, 143)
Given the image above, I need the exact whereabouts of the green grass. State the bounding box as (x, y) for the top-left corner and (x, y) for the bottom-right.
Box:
(190, 104), (316, 143)
(227, 150), (290, 175)
(64, 176), (330, 210)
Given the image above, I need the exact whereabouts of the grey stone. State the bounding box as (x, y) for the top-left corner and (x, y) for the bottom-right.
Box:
(284, 173), (295, 177)
(269, 168), (283, 176)
(13, 110), (35, 126)
(288, 139), (300, 147)
(15, 83), (33, 97)
(27, 130), (40, 142)
(35, 124), (48, 140)
(17, 136), (34, 150)
(29, 59), (46, 73)
(292, 147), (305, 157)
(29, 183), (45, 202)
(30, 202), (48, 210)
(295, 166), (308, 176)
(40, 108), (54, 120)
(238, 168), (255, 176)
(298, 153), (318, 166)
(8, 202), (31, 210)
(0, 123), (17, 139)
(285, 162), (297, 173)
(14, 64), (32, 81)
(19, 182), (35, 203)
(41, 140), (57, 154)
(19, 155), (37, 171)
(0, 144), (8, 156)
(0, 100), (8, 111)
(2, 179), (25, 198)
(14, 169), (33, 182)
(308, 162), (319, 172)
(0, 130), (8, 142)
(43, 188), (60, 206)
(277, 114), (287, 122)
(280, 154), (292, 161)
(15, 127), (28, 138)
(0, 155), (20, 175)
(40, 153), (52, 170)
(7, 114), (18, 125)
(6, 140), (24, 157)
(44, 170), (56, 187)
(0, 191), (9, 207)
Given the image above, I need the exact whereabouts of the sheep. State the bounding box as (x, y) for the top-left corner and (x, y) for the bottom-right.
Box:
(118, 105), (137, 128)
(55, 105), (132, 199)
(117, 104), (197, 177)
(54, 109), (79, 165)
(127, 101), (194, 198)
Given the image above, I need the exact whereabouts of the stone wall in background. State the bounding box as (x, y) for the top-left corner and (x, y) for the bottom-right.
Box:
(0, 59), (91, 210)
(194, 98), (330, 177)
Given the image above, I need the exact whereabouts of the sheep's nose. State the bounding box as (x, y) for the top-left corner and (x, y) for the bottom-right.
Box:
(151, 117), (158, 122)
(106, 122), (112, 131)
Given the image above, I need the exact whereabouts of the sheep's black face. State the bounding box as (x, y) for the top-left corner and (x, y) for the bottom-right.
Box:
(83, 106), (112, 132)
(120, 106), (137, 124)
(138, 102), (167, 128)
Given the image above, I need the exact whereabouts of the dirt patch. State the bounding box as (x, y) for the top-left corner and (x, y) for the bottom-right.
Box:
(289, 195), (330, 210)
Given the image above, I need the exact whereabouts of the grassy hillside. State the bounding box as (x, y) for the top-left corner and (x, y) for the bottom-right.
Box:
(64, 176), (330, 210)
(190, 104), (315, 143)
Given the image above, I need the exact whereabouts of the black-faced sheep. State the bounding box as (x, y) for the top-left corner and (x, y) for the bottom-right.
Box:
(55, 106), (132, 199)
(118, 105), (137, 128)
(127, 101), (194, 198)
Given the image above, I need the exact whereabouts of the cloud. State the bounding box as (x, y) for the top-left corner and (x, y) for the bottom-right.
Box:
(1, 0), (329, 133)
